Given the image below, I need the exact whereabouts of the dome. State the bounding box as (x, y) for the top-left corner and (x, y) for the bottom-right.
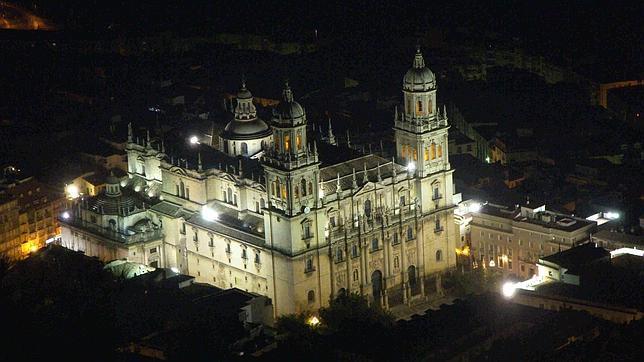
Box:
(237, 84), (252, 99)
(89, 190), (139, 215)
(221, 82), (273, 140)
(403, 48), (435, 91)
(273, 82), (306, 125)
(223, 118), (272, 139)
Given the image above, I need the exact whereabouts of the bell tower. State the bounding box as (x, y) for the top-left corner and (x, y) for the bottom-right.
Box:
(261, 82), (325, 254)
(394, 48), (454, 212)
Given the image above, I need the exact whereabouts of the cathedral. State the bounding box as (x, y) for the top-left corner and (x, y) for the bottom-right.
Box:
(60, 48), (459, 316)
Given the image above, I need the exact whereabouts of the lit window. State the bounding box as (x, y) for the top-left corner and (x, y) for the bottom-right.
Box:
(424, 147), (429, 161)
(284, 134), (290, 152)
(296, 132), (302, 150)
(417, 100), (423, 115)
(437, 144), (443, 158)
(430, 143), (436, 159)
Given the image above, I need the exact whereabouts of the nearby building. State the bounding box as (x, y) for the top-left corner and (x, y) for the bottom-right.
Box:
(470, 202), (596, 279)
(506, 243), (644, 323)
(591, 230), (643, 251)
(0, 194), (21, 260)
(1, 176), (65, 260)
(60, 48), (460, 316)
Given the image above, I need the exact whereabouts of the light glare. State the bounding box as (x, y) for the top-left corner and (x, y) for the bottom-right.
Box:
(201, 206), (219, 222)
(605, 212), (619, 220)
(61, 211), (70, 220)
(189, 136), (199, 145)
(66, 184), (80, 199)
(502, 282), (516, 298)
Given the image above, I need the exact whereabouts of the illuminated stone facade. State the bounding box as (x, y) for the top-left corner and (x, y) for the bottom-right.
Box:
(61, 48), (460, 316)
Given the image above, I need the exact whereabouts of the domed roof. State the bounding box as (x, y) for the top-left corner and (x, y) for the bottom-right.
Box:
(222, 82), (272, 140)
(274, 82), (305, 125)
(223, 118), (271, 138)
(403, 48), (435, 91)
(236, 82), (253, 99)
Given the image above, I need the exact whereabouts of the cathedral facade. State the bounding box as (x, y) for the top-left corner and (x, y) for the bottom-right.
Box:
(60, 49), (458, 316)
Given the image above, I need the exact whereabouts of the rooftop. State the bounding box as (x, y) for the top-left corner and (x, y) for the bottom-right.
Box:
(476, 203), (596, 232)
(540, 242), (610, 273)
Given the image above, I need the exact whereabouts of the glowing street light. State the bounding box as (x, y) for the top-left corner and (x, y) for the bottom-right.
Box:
(189, 136), (200, 145)
(65, 184), (80, 199)
(307, 315), (320, 327)
(61, 211), (70, 220)
(605, 212), (619, 220)
(502, 282), (516, 298)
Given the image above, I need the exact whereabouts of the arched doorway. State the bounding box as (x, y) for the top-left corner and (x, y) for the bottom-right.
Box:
(371, 270), (383, 306)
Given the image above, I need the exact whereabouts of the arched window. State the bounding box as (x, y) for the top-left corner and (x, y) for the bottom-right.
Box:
(406, 98), (411, 114)
(336, 248), (343, 261)
(180, 180), (185, 198)
(240, 142), (248, 155)
(433, 185), (440, 200)
(296, 131), (302, 150)
(407, 226), (413, 241)
(307, 290), (315, 303)
(294, 186), (299, 198)
(308, 181), (313, 195)
(301, 179), (307, 196)
(371, 238), (379, 251)
(109, 219), (116, 231)
(353, 269), (359, 281)
(436, 249), (443, 261)
(393, 232), (399, 245)
(305, 257), (314, 272)
(255, 201), (260, 213)
(275, 135), (280, 151)
(364, 199), (372, 218)
(417, 100), (423, 114)
(394, 256), (400, 268)
(408, 265), (417, 287)
(260, 198), (265, 209)
(284, 134), (290, 152)
(430, 143), (436, 159)
(437, 144), (443, 158)
(424, 147), (429, 161)
(227, 187), (233, 204)
(401, 145), (407, 159)
(351, 244), (358, 258)
(176, 184), (180, 196)
(281, 184), (287, 199)
(412, 147), (417, 161)
(271, 181), (276, 196)
(435, 217), (441, 231)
